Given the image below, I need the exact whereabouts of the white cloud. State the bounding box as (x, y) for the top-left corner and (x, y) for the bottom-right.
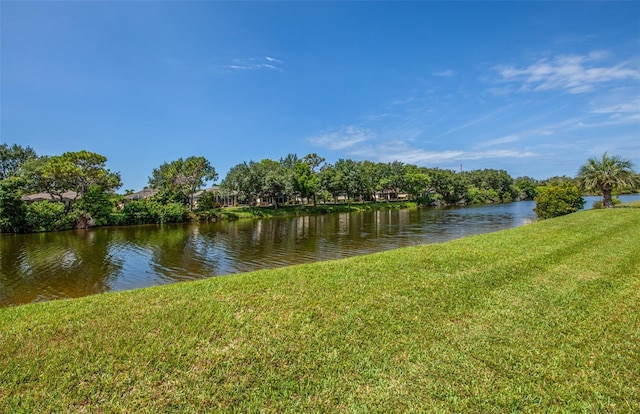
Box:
(476, 135), (521, 148)
(307, 126), (373, 150)
(391, 96), (416, 106)
(224, 56), (283, 71)
(380, 148), (537, 165)
(348, 140), (536, 166)
(591, 100), (640, 114)
(434, 70), (455, 77)
(437, 103), (517, 138)
(495, 51), (640, 94)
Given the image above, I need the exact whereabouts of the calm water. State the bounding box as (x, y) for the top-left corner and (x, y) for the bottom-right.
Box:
(2, 195), (638, 307)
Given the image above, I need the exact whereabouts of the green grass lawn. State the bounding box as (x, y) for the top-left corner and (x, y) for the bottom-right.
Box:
(1, 206), (639, 412)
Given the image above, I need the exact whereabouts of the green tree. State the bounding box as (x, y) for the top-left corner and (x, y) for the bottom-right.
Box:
(37, 155), (80, 201)
(220, 161), (254, 205)
(256, 159), (289, 209)
(73, 185), (117, 227)
(0, 177), (29, 233)
(149, 156), (217, 210)
(16, 156), (50, 195)
(182, 156), (218, 210)
(279, 153), (299, 170)
(404, 165), (430, 203)
(21, 151), (121, 201)
(379, 161), (407, 201)
(302, 153), (325, 206)
(541, 175), (575, 187)
(62, 150), (121, 197)
(533, 183), (585, 219)
(514, 176), (539, 200)
(360, 161), (384, 202)
(195, 190), (221, 213)
(0, 143), (37, 180)
(319, 164), (341, 204)
(26, 200), (78, 232)
(333, 159), (362, 206)
(577, 153), (639, 208)
(426, 168), (466, 205)
(462, 169), (516, 203)
(293, 161), (317, 206)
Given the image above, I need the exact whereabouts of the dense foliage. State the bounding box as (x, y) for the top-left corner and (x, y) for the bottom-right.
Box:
(533, 183), (585, 219)
(0, 143), (37, 180)
(149, 156), (217, 210)
(220, 155), (527, 208)
(0, 178), (29, 233)
(1, 143), (637, 233)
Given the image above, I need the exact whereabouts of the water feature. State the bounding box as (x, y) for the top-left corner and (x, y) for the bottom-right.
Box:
(2, 195), (638, 307)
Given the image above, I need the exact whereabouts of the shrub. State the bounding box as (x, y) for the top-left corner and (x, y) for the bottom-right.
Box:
(120, 201), (189, 225)
(121, 201), (156, 225)
(534, 183), (585, 219)
(0, 180), (29, 233)
(26, 201), (78, 232)
(73, 185), (117, 226)
(150, 202), (189, 224)
(195, 191), (219, 212)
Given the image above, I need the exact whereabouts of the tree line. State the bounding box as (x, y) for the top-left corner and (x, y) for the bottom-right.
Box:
(1, 143), (637, 233)
(221, 155), (531, 208)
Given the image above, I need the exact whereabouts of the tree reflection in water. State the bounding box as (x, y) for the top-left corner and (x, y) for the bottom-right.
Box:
(2, 195), (638, 307)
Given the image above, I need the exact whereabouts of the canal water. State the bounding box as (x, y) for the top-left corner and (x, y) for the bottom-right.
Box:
(1, 195), (638, 307)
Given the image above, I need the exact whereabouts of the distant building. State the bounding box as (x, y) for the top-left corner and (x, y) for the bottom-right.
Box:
(124, 188), (159, 202)
(21, 191), (78, 208)
(193, 186), (238, 207)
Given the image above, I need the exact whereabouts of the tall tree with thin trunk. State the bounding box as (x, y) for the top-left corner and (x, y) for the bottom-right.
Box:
(577, 153), (638, 208)
(302, 153), (325, 206)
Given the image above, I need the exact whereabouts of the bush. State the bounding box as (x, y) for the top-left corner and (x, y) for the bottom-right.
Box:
(121, 201), (189, 225)
(534, 183), (585, 219)
(73, 185), (117, 226)
(0, 180), (29, 233)
(121, 201), (156, 225)
(195, 191), (220, 211)
(151, 202), (189, 224)
(26, 201), (78, 232)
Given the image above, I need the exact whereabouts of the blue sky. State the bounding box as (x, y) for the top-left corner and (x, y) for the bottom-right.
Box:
(2, 1), (639, 191)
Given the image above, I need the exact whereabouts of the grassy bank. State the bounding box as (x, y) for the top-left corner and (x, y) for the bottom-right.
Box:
(208, 201), (417, 220)
(1, 207), (639, 412)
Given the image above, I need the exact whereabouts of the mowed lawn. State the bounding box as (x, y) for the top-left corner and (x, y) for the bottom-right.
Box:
(1, 204), (639, 412)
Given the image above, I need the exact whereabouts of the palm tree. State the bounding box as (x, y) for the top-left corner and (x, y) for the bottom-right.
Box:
(577, 153), (639, 208)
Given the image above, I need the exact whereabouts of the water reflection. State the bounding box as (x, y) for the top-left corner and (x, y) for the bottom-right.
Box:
(1, 230), (123, 304)
(2, 195), (639, 307)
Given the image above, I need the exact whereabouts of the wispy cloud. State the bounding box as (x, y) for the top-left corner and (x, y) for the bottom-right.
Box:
(351, 141), (537, 165)
(590, 99), (640, 114)
(307, 126), (374, 150)
(494, 51), (640, 94)
(437, 103), (517, 138)
(434, 69), (455, 77)
(476, 135), (521, 148)
(224, 56), (283, 71)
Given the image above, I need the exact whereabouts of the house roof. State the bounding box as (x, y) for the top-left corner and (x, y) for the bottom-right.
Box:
(21, 191), (78, 202)
(125, 188), (159, 200)
(193, 186), (220, 198)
